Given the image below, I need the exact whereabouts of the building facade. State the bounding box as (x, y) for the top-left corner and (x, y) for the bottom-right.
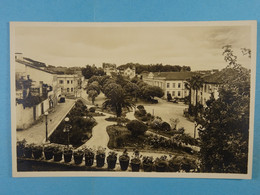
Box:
(57, 74), (80, 97)
(143, 72), (195, 99)
(118, 67), (136, 79)
(15, 53), (60, 129)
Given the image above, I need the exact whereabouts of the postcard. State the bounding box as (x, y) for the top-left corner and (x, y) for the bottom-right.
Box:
(11, 21), (256, 178)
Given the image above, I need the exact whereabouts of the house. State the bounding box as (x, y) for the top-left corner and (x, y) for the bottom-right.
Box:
(15, 53), (61, 129)
(142, 72), (196, 99)
(57, 74), (81, 98)
(102, 63), (117, 76)
(117, 66), (136, 79)
(190, 68), (237, 106)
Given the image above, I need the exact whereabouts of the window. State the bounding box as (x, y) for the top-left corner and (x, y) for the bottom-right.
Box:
(184, 91), (187, 95)
(172, 83), (175, 88)
(67, 88), (70, 92)
(59, 80), (63, 84)
(67, 80), (70, 84)
(167, 91), (170, 94)
(167, 83), (170, 88)
(178, 91), (181, 96)
(71, 80), (73, 84)
(71, 88), (73, 92)
(204, 85), (207, 92)
(61, 88), (63, 92)
(178, 83), (181, 88)
(172, 91), (175, 96)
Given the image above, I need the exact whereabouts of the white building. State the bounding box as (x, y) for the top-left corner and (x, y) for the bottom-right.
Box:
(190, 70), (224, 106)
(118, 66), (136, 79)
(142, 72), (196, 99)
(15, 53), (60, 129)
(57, 74), (81, 98)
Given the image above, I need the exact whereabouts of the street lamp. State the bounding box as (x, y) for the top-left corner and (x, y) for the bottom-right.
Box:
(44, 112), (49, 142)
(63, 117), (72, 147)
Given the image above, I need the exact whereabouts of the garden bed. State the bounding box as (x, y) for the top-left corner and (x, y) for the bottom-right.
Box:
(106, 125), (199, 156)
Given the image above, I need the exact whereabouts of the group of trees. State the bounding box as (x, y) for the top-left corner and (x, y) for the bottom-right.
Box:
(117, 63), (191, 74)
(197, 45), (251, 173)
(82, 65), (106, 79)
(85, 74), (164, 117)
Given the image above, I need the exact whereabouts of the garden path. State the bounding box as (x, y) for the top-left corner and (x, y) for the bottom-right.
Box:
(78, 112), (116, 150)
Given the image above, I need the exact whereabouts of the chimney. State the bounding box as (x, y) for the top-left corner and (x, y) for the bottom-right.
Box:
(15, 53), (23, 61)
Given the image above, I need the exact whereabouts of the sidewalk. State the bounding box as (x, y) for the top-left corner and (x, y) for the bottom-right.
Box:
(16, 99), (76, 144)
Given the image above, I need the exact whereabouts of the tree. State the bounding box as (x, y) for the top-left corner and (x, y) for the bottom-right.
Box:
(102, 84), (135, 117)
(198, 45), (250, 173)
(142, 86), (164, 100)
(187, 75), (203, 107)
(86, 82), (100, 105)
(126, 120), (148, 137)
(124, 82), (140, 101)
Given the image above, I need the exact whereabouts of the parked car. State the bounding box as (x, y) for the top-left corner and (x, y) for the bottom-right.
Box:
(58, 95), (66, 103)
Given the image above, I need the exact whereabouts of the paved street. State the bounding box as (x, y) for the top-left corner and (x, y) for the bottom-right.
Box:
(16, 99), (75, 144)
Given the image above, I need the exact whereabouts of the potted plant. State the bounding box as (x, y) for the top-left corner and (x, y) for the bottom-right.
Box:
(73, 149), (84, 165)
(63, 146), (73, 163)
(130, 150), (141, 172)
(119, 149), (130, 171)
(168, 156), (182, 172)
(23, 144), (33, 158)
(32, 144), (43, 159)
(154, 155), (168, 172)
(17, 139), (26, 158)
(142, 156), (154, 172)
(84, 148), (95, 166)
(53, 146), (63, 162)
(106, 151), (117, 169)
(96, 147), (106, 167)
(43, 144), (55, 160)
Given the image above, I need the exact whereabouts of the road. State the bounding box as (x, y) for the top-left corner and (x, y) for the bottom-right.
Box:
(16, 99), (75, 144)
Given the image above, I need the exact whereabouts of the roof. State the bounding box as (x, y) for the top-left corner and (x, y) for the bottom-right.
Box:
(16, 59), (56, 74)
(150, 71), (198, 80)
(202, 68), (242, 84)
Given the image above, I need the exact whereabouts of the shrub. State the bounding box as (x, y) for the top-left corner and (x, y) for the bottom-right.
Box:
(137, 105), (144, 110)
(160, 122), (171, 131)
(141, 116), (148, 122)
(89, 107), (96, 113)
(126, 120), (148, 137)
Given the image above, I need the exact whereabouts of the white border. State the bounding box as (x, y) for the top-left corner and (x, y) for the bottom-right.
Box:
(10, 21), (257, 179)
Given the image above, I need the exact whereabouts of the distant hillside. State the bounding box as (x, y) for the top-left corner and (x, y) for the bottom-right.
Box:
(117, 63), (191, 74)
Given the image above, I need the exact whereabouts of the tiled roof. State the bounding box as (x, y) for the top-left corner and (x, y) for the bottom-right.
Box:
(152, 71), (198, 80)
(202, 68), (240, 84)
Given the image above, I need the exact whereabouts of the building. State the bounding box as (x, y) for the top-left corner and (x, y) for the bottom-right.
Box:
(57, 74), (81, 98)
(117, 66), (136, 79)
(15, 53), (60, 129)
(190, 69), (237, 106)
(142, 72), (196, 99)
(102, 63), (117, 76)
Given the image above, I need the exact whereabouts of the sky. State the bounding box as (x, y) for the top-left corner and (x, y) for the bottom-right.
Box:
(14, 22), (253, 71)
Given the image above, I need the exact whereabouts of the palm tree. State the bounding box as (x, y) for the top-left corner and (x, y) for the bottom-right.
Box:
(102, 84), (135, 117)
(186, 75), (204, 107)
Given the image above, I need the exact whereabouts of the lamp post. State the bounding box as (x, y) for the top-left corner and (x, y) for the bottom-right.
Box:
(44, 112), (49, 142)
(63, 117), (72, 147)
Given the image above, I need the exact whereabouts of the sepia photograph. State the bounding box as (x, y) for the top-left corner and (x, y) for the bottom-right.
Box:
(10, 21), (256, 178)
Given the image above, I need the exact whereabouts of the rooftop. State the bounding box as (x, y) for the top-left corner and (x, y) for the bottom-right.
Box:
(145, 71), (198, 80)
